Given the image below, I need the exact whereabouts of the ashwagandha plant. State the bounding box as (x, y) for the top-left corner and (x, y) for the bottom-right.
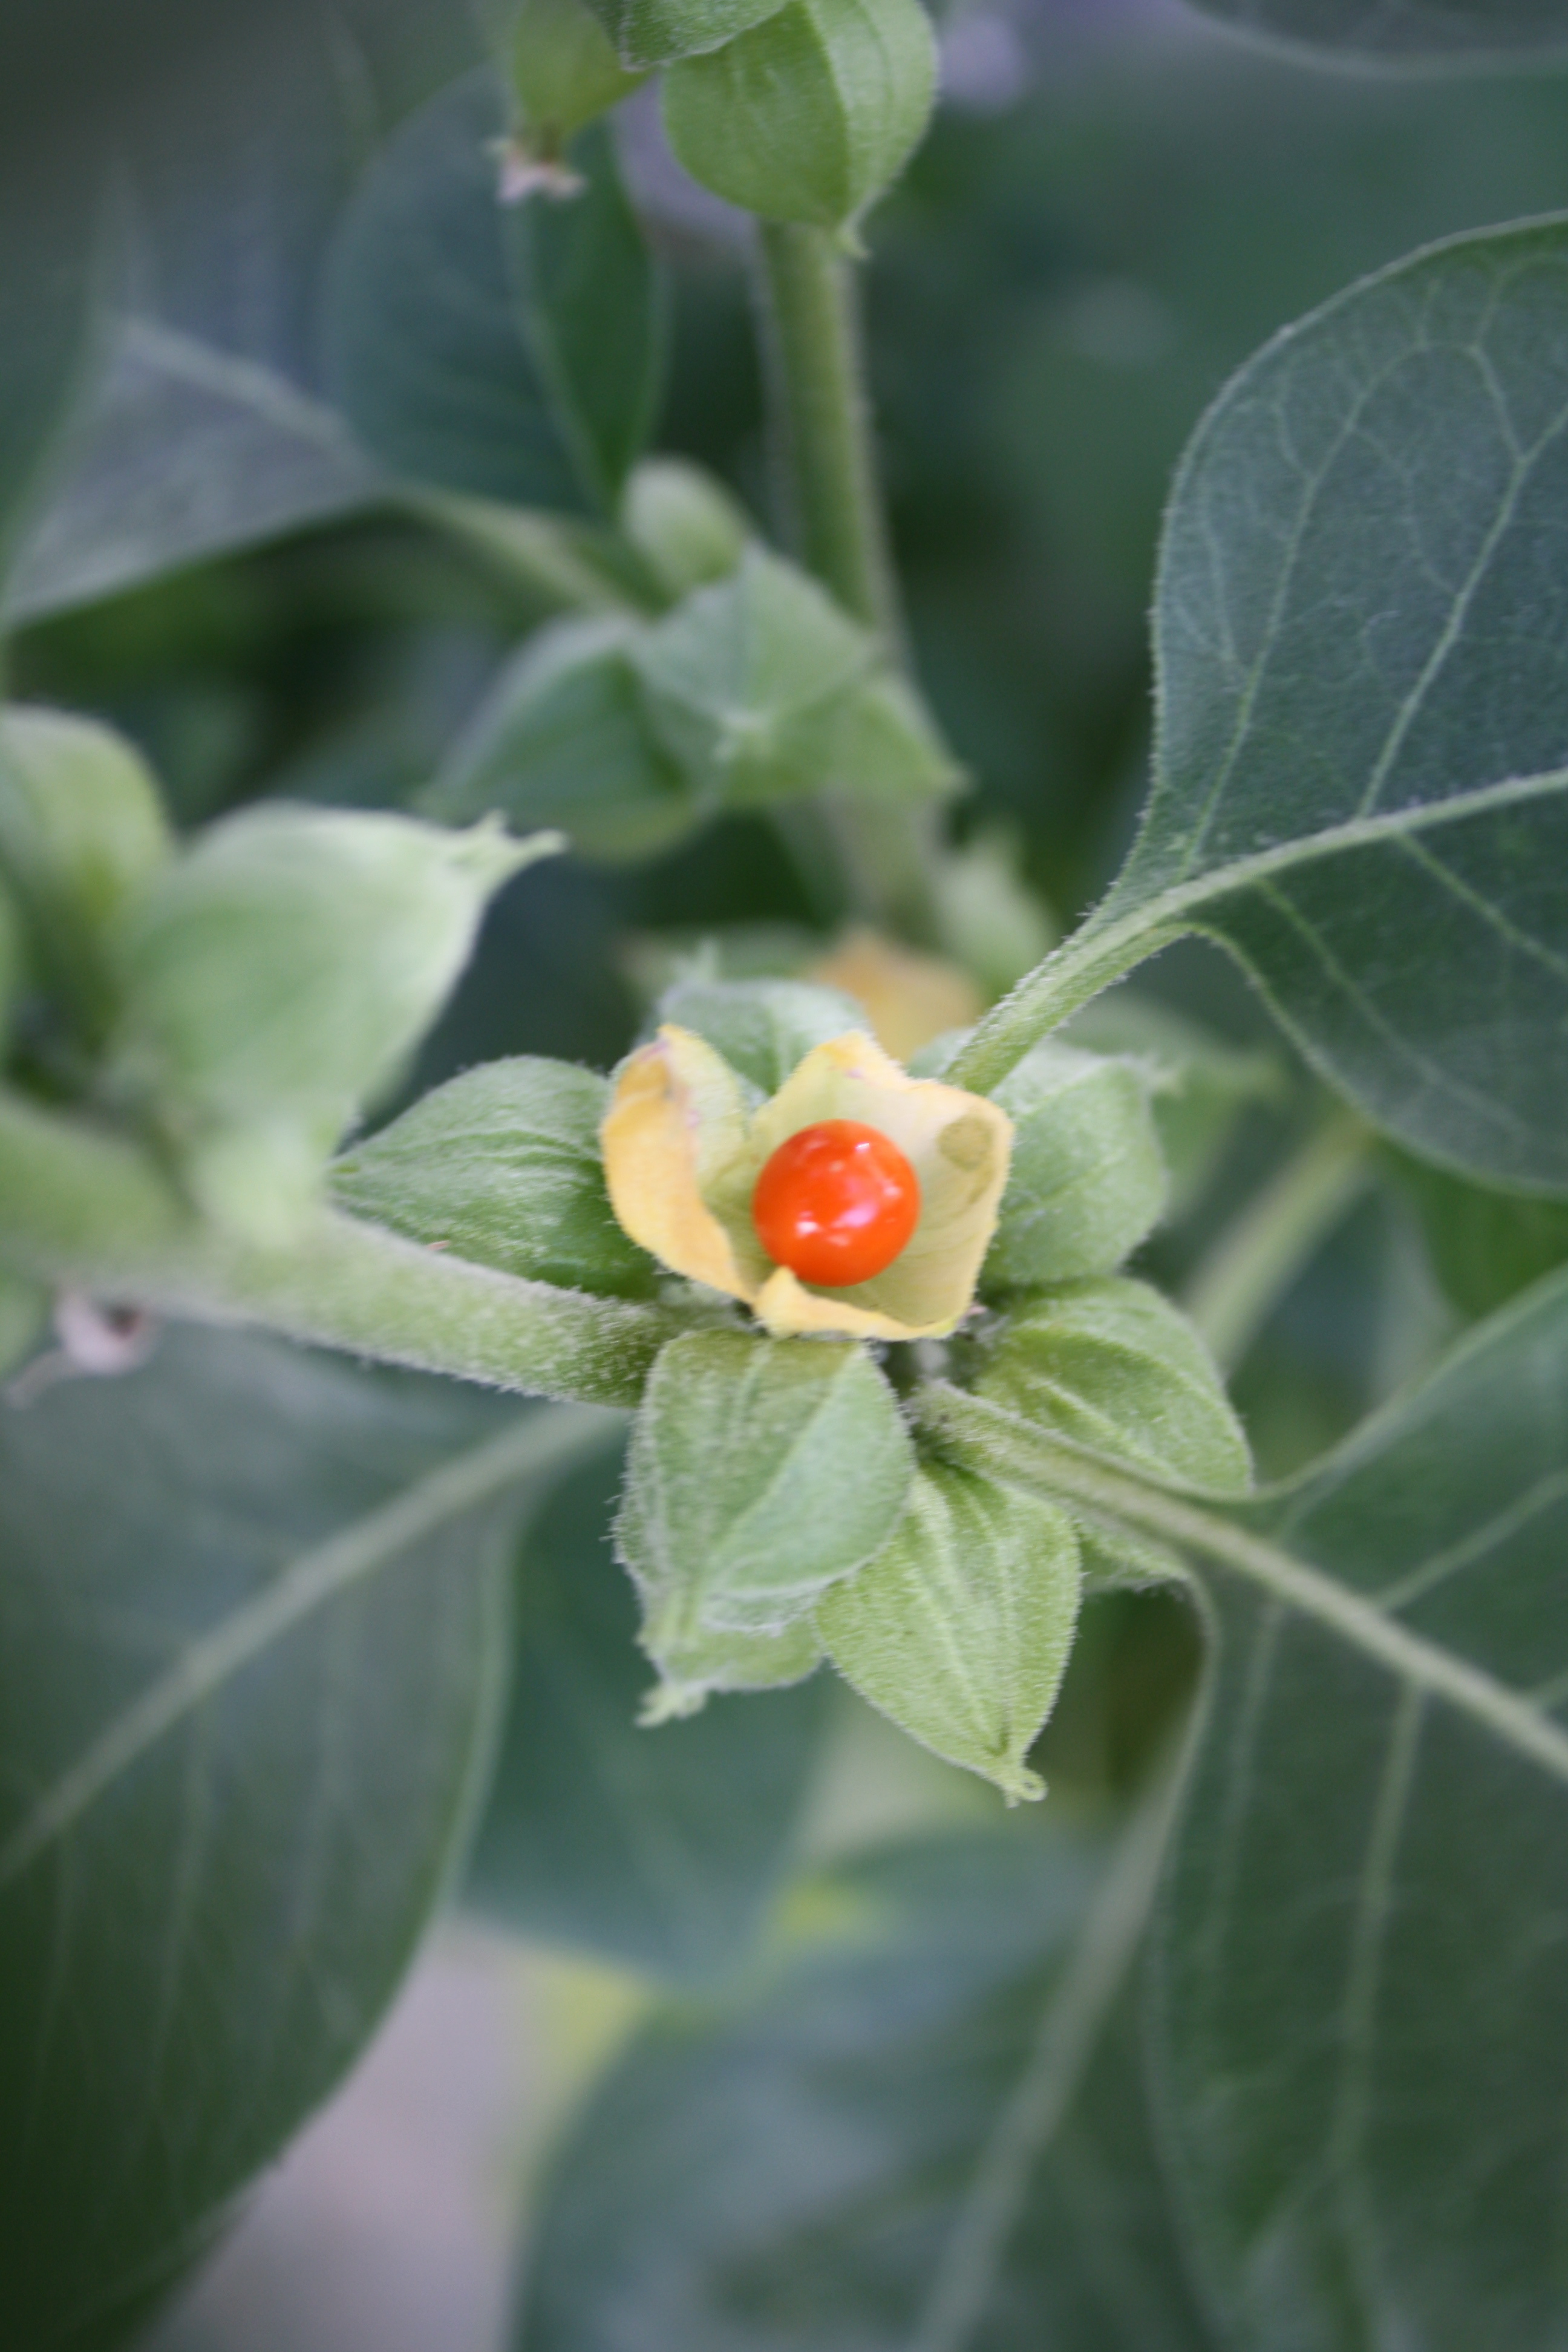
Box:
(5, 0), (1568, 2345)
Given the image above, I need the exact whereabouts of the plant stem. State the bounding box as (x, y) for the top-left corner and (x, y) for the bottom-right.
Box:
(754, 223), (902, 644)
(945, 915), (1189, 1096)
(0, 1088), (687, 1408)
(754, 221), (944, 946)
(1182, 1109), (1375, 1373)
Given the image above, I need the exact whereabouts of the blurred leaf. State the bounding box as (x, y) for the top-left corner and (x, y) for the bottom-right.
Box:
(0, 1326), (609, 2350)
(1387, 1145), (1568, 1319)
(1051, 220), (1568, 1191)
(1, 0), (481, 625)
(323, 75), (658, 514)
(1067, 994), (1286, 1221)
(1184, 0), (1568, 63)
(517, 1826), (1218, 2352)
(467, 1439), (830, 1982)
(425, 615), (701, 860)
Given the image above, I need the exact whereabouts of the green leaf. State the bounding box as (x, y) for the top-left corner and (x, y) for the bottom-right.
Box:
(662, 0), (937, 233)
(581, 0), (788, 73)
(506, 0), (648, 153)
(928, 1262), (1568, 2351)
(0, 1327), (609, 2351)
(424, 616), (700, 862)
(322, 75), (661, 514)
(331, 1055), (658, 1300)
(0, 1267), (48, 1380)
(517, 1826), (1218, 2352)
(0, 195), (97, 601)
(0, 707), (172, 1044)
(621, 457), (753, 598)
(467, 1437), (830, 1982)
(1185, 0), (1568, 64)
(1388, 1146), (1568, 1319)
(654, 973), (866, 1096)
(617, 1329), (913, 1694)
(817, 1456), (1079, 1801)
(985, 1042), (1168, 1295)
(1, 1), (479, 624)
(971, 1275), (1251, 1589)
(955, 220), (1568, 1195)
(632, 548), (875, 805)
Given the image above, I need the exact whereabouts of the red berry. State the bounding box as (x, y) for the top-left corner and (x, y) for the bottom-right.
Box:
(752, 1120), (921, 1288)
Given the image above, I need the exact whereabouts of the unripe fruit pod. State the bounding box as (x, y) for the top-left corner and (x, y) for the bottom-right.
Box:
(0, 707), (172, 1041)
(662, 0), (937, 232)
(109, 805), (556, 1244)
(620, 459), (750, 598)
(505, 0), (647, 164)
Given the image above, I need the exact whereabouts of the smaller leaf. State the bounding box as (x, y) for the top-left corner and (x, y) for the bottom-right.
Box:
(621, 456), (751, 598)
(111, 806), (550, 1244)
(817, 1455), (1080, 1801)
(0, 706), (172, 1042)
(424, 616), (701, 861)
(662, 0), (936, 232)
(583, 0), (788, 70)
(971, 1276), (1250, 1589)
(1388, 1147), (1568, 1321)
(654, 973), (865, 1097)
(1067, 995), (1285, 1220)
(617, 1328), (913, 1703)
(632, 546), (874, 804)
(985, 1042), (1167, 1295)
(332, 1056), (659, 1299)
(506, 0), (648, 155)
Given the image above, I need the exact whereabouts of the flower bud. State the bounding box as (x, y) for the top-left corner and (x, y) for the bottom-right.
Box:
(662, 0), (937, 231)
(0, 707), (171, 1040)
(505, 0), (647, 169)
(620, 459), (751, 598)
(582, 0), (786, 73)
(111, 805), (555, 1244)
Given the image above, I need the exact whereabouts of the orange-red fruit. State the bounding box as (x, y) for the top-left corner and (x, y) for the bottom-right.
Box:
(752, 1120), (921, 1288)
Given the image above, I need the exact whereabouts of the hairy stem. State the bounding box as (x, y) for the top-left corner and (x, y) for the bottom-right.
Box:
(945, 915), (1189, 1096)
(0, 1088), (686, 1407)
(1183, 1108), (1375, 1373)
(754, 221), (942, 946)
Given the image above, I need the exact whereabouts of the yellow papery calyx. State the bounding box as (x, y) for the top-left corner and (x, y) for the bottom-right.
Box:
(601, 1025), (1013, 1340)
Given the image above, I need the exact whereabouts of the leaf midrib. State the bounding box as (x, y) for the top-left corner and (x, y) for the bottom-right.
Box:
(0, 1402), (619, 1888)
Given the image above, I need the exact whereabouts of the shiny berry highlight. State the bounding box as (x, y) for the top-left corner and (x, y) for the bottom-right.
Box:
(751, 1120), (921, 1288)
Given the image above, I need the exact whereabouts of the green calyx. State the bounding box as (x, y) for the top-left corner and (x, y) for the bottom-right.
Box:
(662, 0), (937, 233)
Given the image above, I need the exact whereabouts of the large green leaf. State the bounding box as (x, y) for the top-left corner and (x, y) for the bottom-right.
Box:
(930, 1260), (1568, 2352)
(467, 1438), (829, 1982)
(0, 0), (479, 624)
(322, 75), (659, 515)
(1183, 0), (1568, 64)
(517, 1825), (1218, 2352)
(959, 221), (1568, 1194)
(0, 1325), (611, 2349)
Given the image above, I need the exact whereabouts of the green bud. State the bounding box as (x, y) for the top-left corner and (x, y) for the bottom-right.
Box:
(1066, 994), (1285, 1221)
(984, 1042), (1168, 1297)
(0, 707), (172, 1040)
(816, 1457), (1080, 1803)
(111, 805), (555, 1244)
(331, 1056), (658, 1299)
(581, 0), (786, 73)
(818, 669), (962, 803)
(0, 1269), (49, 1383)
(616, 1328), (913, 1707)
(654, 973), (864, 1096)
(621, 459), (751, 599)
(506, 0), (648, 164)
(971, 1276), (1252, 1591)
(632, 547), (875, 808)
(423, 617), (701, 862)
(662, 0), (936, 232)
